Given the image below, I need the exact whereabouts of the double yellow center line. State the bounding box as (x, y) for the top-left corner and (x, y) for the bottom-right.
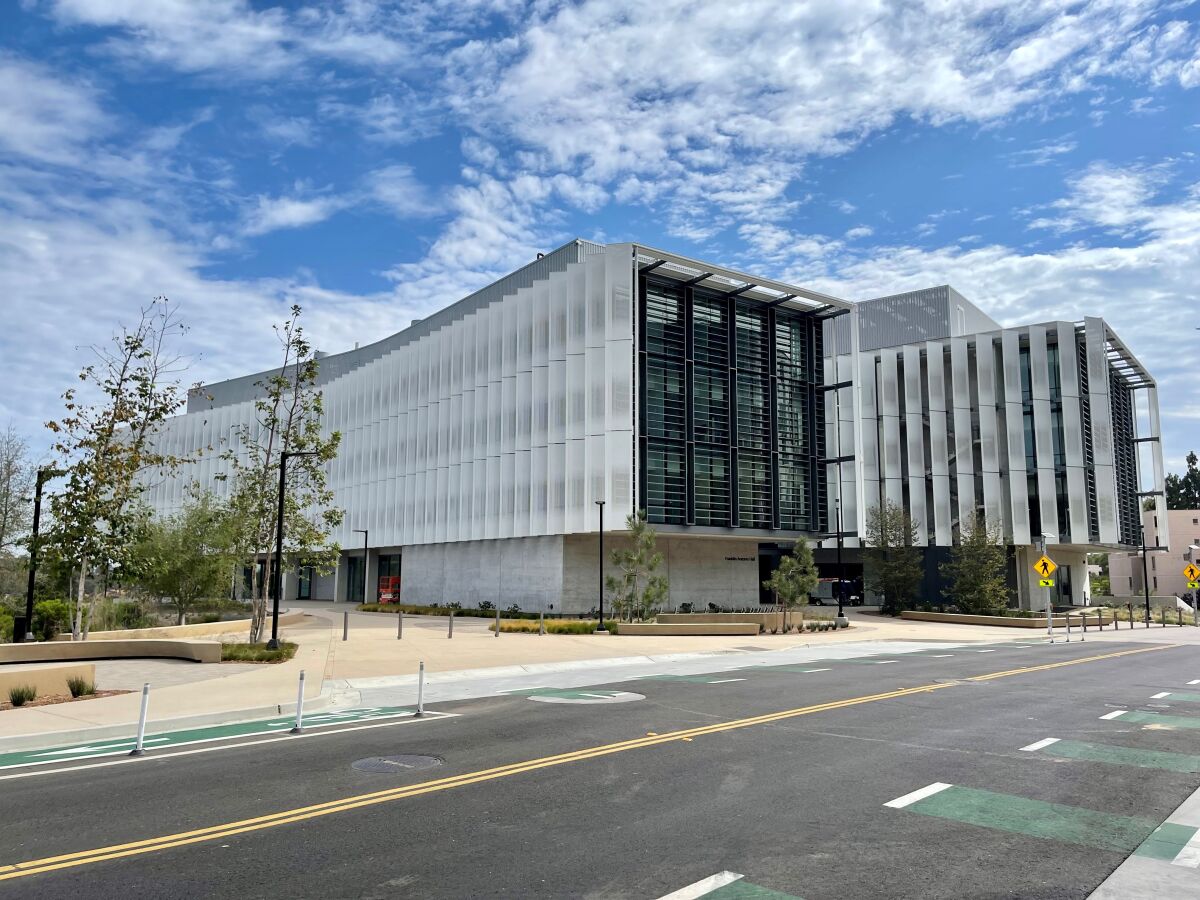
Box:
(0, 642), (1177, 882)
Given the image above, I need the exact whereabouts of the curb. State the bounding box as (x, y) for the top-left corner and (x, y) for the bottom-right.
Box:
(0, 683), (346, 754)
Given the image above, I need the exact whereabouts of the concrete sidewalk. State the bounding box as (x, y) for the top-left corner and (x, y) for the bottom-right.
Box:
(1, 604), (1192, 749)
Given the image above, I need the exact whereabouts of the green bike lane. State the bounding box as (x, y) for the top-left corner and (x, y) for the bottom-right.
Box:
(0, 706), (442, 771)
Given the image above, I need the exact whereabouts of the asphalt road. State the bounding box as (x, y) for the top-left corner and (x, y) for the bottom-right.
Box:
(2, 637), (1198, 899)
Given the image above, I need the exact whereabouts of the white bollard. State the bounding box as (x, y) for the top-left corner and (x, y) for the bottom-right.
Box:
(448, 610), (454, 638)
(539, 611), (545, 636)
(343, 609), (349, 641)
(415, 661), (425, 717)
(397, 608), (404, 639)
(290, 670), (306, 734)
(130, 682), (150, 756)
(1065, 614), (1072, 643)
(495, 604), (500, 637)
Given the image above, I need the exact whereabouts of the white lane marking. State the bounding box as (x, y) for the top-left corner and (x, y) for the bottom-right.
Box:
(706, 679), (746, 684)
(1100, 710), (1128, 720)
(977, 649), (998, 653)
(34, 737), (170, 757)
(1151, 692), (1171, 699)
(1190, 680), (1200, 686)
(627, 674), (664, 680)
(885, 782), (953, 809)
(0, 712), (459, 781)
(1172, 829), (1200, 869)
(873, 660), (898, 665)
(801, 668), (831, 673)
(1020, 738), (1061, 752)
(656, 871), (744, 900)
(931, 654), (954, 658)
(496, 686), (550, 694)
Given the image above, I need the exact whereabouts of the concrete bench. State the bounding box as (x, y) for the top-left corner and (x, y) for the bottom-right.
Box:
(0, 662), (97, 697)
(0, 639), (221, 665)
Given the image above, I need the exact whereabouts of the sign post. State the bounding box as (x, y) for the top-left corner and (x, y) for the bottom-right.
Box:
(1033, 549), (1057, 643)
(1184, 564), (1200, 625)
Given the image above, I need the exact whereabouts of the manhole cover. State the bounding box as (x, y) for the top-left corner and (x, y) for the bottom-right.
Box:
(352, 755), (443, 774)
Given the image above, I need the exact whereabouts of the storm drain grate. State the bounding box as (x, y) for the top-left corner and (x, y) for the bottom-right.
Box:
(352, 755), (443, 775)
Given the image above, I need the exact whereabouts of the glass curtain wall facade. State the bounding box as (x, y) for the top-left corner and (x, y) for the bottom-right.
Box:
(638, 274), (826, 533)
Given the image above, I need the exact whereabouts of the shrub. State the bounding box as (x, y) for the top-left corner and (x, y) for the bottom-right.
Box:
(114, 601), (154, 630)
(221, 642), (298, 663)
(66, 676), (96, 698)
(505, 604), (522, 615)
(198, 612), (222, 624)
(33, 599), (71, 641)
(0, 610), (13, 643)
(8, 684), (37, 707)
(478, 600), (495, 611)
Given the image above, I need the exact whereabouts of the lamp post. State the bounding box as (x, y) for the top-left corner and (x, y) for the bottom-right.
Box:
(267, 450), (318, 650)
(1189, 545), (1200, 626)
(1139, 522), (1152, 627)
(352, 528), (369, 606)
(835, 497), (848, 627)
(22, 466), (63, 642)
(594, 499), (607, 633)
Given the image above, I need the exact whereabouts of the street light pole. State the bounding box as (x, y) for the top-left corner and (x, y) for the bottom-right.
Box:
(23, 466), (63, 642)
(594, 499), (606, 633)
(835, 497), (847, 627)
(353, 528), (369, 606)
(1140, 522), (1152, 627)
(268, 450), (318, 650)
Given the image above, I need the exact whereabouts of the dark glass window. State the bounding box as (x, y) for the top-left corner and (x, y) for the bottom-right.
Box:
(645, 359), (685, 440)
(645, 283), (685, 357)
(694, 447), (730, 526)
(738, 451), (772, 528)
(645, 441), (686, 524)
(693, 367), (728, 444)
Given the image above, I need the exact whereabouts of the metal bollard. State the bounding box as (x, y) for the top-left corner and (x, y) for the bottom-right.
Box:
(1179, 608), (1184, 628)
(539, 611), (545, 636)
(343, 609), (349, 641)
(495, 604), (500, 638)
(1082, 613), (1087, 633)
(397, 609), (404, 639)
(1065, 614), (1072, 642)
(130, 682), (150, 756)
(290, 670), (306, 734)
(448, 609), (454, 639)
(415, 661), (425, 717)
(1128, 604), (1133, 629)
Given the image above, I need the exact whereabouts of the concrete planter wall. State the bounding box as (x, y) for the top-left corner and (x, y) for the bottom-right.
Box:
(656, 611), (834, 631)
(0, 662), (96, 698)
(900, 610), (1114, 628)
(0, 639), (222, 664)
(618, 622), (762, 636)
(50, 610), (308, 641)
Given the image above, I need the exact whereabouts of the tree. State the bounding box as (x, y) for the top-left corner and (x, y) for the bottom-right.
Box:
(219, 306), (342, 643)
(1165, 451), (1200, 510)
(0, 424), (33, 555)
(863, 500), (923, 616)
(44, 300), (189, 640)
(131, 491), (237, 625)
(605, 510), (668, 621)
(763, 538), (819, 630)
(939, 513), (1009, 615)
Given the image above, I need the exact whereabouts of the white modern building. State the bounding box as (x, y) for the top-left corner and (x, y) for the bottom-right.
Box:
(821, 286), (1167, 609)
(144, 241), (1165, 613)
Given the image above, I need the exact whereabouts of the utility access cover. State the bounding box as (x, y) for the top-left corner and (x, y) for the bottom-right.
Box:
(352, 755), (443, 775)
(523, 688), (645, 704)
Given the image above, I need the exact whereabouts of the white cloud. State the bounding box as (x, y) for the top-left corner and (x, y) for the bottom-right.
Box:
(0, 55), (111, 164)
(845, 225), (873, 240)
(1004, 138), (1078, 167)
(240, 192), (346, 236)
(364, 164), (439, 218)
(1028, 160), (1170, 234)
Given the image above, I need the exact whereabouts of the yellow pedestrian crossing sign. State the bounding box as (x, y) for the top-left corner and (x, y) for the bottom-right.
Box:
(1039, 578), (1055, 588)
(1184, 563), (1200, 582)
(1033, 555), (1057, 578)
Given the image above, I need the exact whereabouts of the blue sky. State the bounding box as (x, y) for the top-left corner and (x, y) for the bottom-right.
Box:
(1, 0), (1198, 469)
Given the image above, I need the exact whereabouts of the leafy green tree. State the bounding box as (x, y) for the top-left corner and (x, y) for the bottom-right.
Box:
(939, 513), (1009, 615)
(0, 424), (33, 555)
(44, 300), (189, 639)
(606, 510), (668, 621)
(131, 491), (238, 625)
(1166, 451), (1200, 510)
(863, 499), (923, 616)
(763, 538), (819, 629)
(218, 306), (342, 643)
